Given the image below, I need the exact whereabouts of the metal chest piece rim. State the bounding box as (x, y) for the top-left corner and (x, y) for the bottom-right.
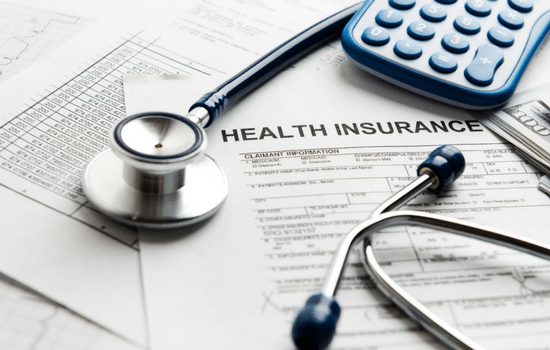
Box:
(81, 112), (228, 229)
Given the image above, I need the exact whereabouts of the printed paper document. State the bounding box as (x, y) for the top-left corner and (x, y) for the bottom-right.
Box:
(0, 0), (358, 345)
(136, 33), (550, 350)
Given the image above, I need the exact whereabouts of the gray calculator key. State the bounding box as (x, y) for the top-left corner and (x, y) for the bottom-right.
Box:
(394, 40), (423, 59)
(362, 26), (390, 46)
(498, 9), (524, 29)
(389, 0), (416, 10)
(508, 0), (533, 13)
(441, 32), (470, 53)
(465, 0), (492, 17)
(429, 52), (458, 73)
(454, 15), (481, 35)
(488, 26), (515, 47)
(465, 44), (504, 86)
(376, 9), (404, 28)
(407, 21), (435, 40)
(420, 3), (447, 22)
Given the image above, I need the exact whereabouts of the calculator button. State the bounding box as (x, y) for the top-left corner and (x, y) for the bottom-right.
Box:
(429, 52), (458, 73)
(498, 9), (524, 29)
(465, 0), (491, 17)
(376, 9), (404, 28)
(508, 0), (533, 13)
(435, 0), (457, 4)
(441, 33), (470, 53)
(394, 40), (422, 59)
(389, 0), (416, 10)
(465, 44), (504, 86)
(420, 3), (447, 22)
(407, 21), (435, 40)
(488, 26), (515, 47)
(362, 26), (390, 46)
(454, 15), (481, 35)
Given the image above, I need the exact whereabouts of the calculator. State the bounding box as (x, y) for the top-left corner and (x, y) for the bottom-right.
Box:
(341, 0), (550, 109)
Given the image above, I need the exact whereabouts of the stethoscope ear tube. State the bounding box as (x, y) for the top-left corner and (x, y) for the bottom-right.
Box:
(291, 293), (340, 350)
(189, 2), (363, 127)
(361, 212), (550, 350)
(291, 146), (550, 350)
(292, 210), (550, 350)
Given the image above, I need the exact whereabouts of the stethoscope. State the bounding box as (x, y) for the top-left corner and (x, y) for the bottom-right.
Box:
(291, 145), (550, 350)
(82, 3), (362, 229)
(80, 2), (550, 350)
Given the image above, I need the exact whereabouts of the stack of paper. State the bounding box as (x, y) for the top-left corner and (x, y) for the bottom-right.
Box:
(0, 0), (360, 348)
(1, 0), (550, 349)
(540, 175), (550, 195)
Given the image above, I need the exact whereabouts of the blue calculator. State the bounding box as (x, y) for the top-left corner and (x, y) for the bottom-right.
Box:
(341, 0), (550, 109)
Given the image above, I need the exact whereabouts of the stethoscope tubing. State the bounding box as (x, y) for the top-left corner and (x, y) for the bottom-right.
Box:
(321, 186), (550, 350)
(322, 173), (435, 296)
(359, 210), (550, 350)
(189, 2), (363, 127)
(83, 3), (364, 229)
(293, 146), (550, 350)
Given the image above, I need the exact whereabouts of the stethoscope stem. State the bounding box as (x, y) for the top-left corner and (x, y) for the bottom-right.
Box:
(292, 146), (550, 350)
(309, 208), (550, 350)
(82, 3), (364, 228)
(186, 106), (211, 128)
(361, 211), (550, 350)
(372, 173), (433, 217)
(322, 172), (434, 297)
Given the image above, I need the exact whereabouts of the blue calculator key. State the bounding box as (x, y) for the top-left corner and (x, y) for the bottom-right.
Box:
(465, 44), (504, 86)
(362, 26), (390, 46)
(498, 9), (524, 29)
(429, 52), (458, 73)
(376, 9), (404, 28)
(465, 0), (491, 17)
(394, 40), (422, 59)
(441, 33), (470, 53)
(454, 15), (481, 35)
(488, 26), (515, 47)
(407, 21), (435, 40)
(389, 0), (416, 10)
(435, 0), (457, 4)
(508, 0), (533, 13)
(420, 3), (447, 22)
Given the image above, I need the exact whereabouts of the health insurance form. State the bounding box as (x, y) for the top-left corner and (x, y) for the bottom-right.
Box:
(136, 19), (550, 350)
(0, 0), (358, 347)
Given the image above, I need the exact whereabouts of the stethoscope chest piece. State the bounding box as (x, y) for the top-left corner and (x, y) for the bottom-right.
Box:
(82, 112), (228, 229)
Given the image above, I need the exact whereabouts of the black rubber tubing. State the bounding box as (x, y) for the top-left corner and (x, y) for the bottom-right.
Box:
(189, 2), (363, 127)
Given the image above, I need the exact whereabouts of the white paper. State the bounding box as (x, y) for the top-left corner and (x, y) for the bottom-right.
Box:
(0, 1), (150, 344)
(0, 1), (92, 81)
(123, 74), (215, 116)
(0, 277), (139, 350)
(0, 0), (360, 345)
(137, 43), (550, 350)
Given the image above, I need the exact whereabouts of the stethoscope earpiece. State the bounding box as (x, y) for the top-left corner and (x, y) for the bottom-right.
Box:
(292, 145), (550, 350)
(82, 112), (227, 229)
(291, 293), (340, 350)
(417, 145), (466, 191)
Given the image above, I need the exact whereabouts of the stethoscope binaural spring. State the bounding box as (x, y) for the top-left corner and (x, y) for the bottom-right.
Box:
(291, 145), (550, 350)
(81, 3), (362, 229)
